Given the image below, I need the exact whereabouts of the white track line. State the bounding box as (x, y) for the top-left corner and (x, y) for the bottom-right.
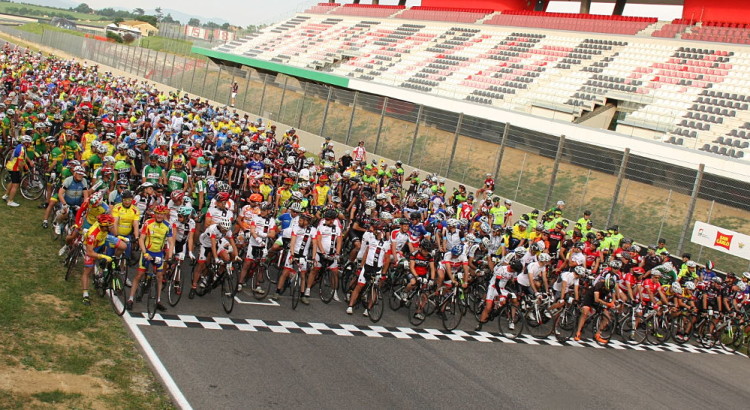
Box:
(112, 292), (193, 409)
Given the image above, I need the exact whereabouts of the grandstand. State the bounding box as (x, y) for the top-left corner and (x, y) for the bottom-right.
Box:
(201, 3), (750, 161)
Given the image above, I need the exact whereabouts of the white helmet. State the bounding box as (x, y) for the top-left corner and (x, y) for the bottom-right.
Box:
(685, 281), (696, 291)
(365, 200), (376, 209)
(738, 281), (748, 292)
(538, 253), (551, 263)
(671, 281), (682, 295)
(288, 202), (303, 212)
(380, 211), (393, 220)
(286, 156), (296, 165)
(218, 218), (232, 231)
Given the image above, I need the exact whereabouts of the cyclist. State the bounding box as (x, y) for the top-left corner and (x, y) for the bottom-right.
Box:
(305, 208), (342, 304)
(3, 134), (33, 207)
(112, 189), (140, 257)
(403, 239), (437, 321)
(272, 212), (316, 302)
(437, 244), (469, 291)
(346, 219), (394, 316)
(82, 213), (128, 305)
(476, 260), (524, 331)
(127, 205), (174, 311)
(190, 217), (239, 298)
(574, 274), (617, 343)
(238, 202), (276, 293)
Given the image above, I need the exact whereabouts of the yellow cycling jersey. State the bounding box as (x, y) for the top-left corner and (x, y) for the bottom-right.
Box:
(140, 218), (173, 252)
(112, 203), (141, 236)
(312, 185), (330, 206)
(85, 205), (108, 226)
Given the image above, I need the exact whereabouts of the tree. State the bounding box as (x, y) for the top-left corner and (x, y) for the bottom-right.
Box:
(155, 7), (163, 21)
(136, 15), (158, 26)
(73, 3), (93, 14)
(187, 18), (200, 27)
(133, 8), (145, 16)
(113, 17), (124, 25)
(204, 21), (219, 29)
(221, 22), (230, 30)
(162, 13), (178, 24)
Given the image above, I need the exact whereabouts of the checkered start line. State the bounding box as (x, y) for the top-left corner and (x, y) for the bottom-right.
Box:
(128, 312), (744, 356)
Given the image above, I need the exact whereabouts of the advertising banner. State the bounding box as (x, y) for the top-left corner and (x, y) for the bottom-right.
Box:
(691, 221), (750, 260)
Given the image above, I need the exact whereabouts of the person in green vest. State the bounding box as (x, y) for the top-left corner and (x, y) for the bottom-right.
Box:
(166, 157), (190, 194)
(580, 219), (594, 238)
(609, 225), (624, 249)
(489, 197), (506, 228)
(141, 153), (165, 185)
(576, 210), (592, 229)
(655, 238), (668, 256)
(86, 144), (106, 172)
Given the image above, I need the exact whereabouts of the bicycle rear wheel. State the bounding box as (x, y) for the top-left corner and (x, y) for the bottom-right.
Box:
(20, 173), (44, 200)
(408, 291), (428, 326)
(670, 315), (692, 345)
(554, 306), (578, 342)
(594, 313), (616, 345)
(265, 263), (280, 296)
(646, 315), (672, 345)
(221, 272), (236, 313)
(109, 270), (127, 316)
(251, 263), (267, 300)
(441, 297), (462, 331)
(64, 245), (80, 281)
(319, 269), (335, 304)
(167, 263), (183, 307)
(620, 315), (648, 345)
(498, 305), (523, 339)
(524, 305), (555, 339)
(368, 283), (384, 323)
(146, 277), (158, 320)
(388, 281), (406, 311)
(290, 274), (301, 310)
(0, 169), (10, 190)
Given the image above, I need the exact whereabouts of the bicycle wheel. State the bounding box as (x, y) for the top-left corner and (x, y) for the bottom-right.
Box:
(340, 265), (355, 296)
(554, 306), (578, 342)
(251, 263), (267, 300)
(319, 268), (335, 304)
(670, 315), (693, 345)
(389, 282), (405, 311)
(265, 263), (280, 296)
(221, 272), (235, 313)
(594, 313), (616, 344)
(524, 304), (555, 339)
(646, 315), (672, 345)
(20, 173), (44, 200)
(620, 315), (648, 345)
(290, 274), (301, 310)
(441, 296), (462, 331)
(719, 323), (740, 352)
(457, 289), (468, 317)
(498, 305), (523, 339)
(0, 169), (10, 190)
(167, 262), (183, 307)
(64, 245), (80, 281)
(408, 291), (428, 326)
(368, 283), (384, 323)
(146, 277), (158, 320)
(109, 269), (127, 316)
(424, 292), (438, 317)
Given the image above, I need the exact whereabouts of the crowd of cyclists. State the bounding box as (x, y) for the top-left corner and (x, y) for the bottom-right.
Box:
(3, 44), (750, 351)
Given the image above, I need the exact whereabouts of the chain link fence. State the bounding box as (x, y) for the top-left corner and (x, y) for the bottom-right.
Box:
(6, 26), (750, 273)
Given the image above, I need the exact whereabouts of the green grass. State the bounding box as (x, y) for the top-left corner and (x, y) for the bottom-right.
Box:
(0, 196), (174, 408)
(0, 2), (109, 23)
(139, 36), (196, 57)
(16, 22), (83, 37)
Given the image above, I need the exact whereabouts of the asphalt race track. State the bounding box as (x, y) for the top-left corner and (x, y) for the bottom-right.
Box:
(124, 285), (750, 409)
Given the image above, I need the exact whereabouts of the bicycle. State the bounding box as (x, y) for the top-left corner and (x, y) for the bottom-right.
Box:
(521, 292), (555, 339)
(618, 302), (648, 345)
(194, 259), (239, 313)
(356, 271), (385, 323)
(474, 293), (523, 339)
(92, 257), (127, 316)
(166, 255), (187, 307)
(317, 255), (337, 304)
(553, 298), (579, 342)
(436, 276), (468, 331)
(63, 236), (84, 281)
(408, 277), (432, 326)
(644, 304), (672, 345)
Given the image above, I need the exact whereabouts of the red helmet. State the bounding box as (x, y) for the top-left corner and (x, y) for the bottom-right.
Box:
(216, 192), (230, 202)
(319, 174), (329, 182)
(153, 205), (170, 215)
(249, 193), (263, 202)
(97, 213), (115, 226)
(171, 190), (185, 202)
(283, 177), (294, 185)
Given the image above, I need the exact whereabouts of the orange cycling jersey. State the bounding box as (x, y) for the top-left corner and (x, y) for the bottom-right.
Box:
(140, 218), (173, 252)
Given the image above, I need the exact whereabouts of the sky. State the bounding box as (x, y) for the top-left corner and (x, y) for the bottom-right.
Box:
(32, 0), (683, 27)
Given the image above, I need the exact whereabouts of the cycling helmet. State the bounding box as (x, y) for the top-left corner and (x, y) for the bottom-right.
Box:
(686, 260), (697, 268)
(204, 151), (214, 160)
(117, 143), (128, 150)
(604, 275), (616, 290)
(121, 190), (134, 199)
(193, 168), (207, 177)
(218, 218), (232, 231)
(514, 247), (527, 257)
(538, 253), (552, 263)
(738, 282), (748, 292)
(96, 145), (108, 154)
(291, 191), (304, 201)
(380, 211), (393, 221)
(178, 206), (193, 216)
(288, 202), (303, 213)
(530, 242), (544, 252)
(153, 205), (170, 215)
(685, 281), (696, 291)
(158, 156), (168, 164)
(89, 192), (104, 206)
(711, 276), (722, 284)
(249, 193), (263, 202)
(743, 272), (750, 280)
(671, 282), (682, 294)
(365, 200), (376, 209)
(480, 222), (491, 234)
(103, 156), (116, 164)
(127, 149), (137, 159)
(464, 233), (476, 243)
(149, 153), (159, 160)
(609, 260), (622, 270)
(398, 218), (409, 225)
(257, 202), (272, 212)
(171, 190), (185, 202)
(621, 238), (632, 245)
(450, 244), (464, 256)
(517, 220), (529, 228)
(459, 218), (469, 228)
(286, 156), (296, 165)
(509, 260), (523, 273)
(216, 192), (231, 202)
(573, 242), (585, 249)
(216, 181), (230, 192)
(574, 265), (586, 275)
(331, 196), (341, 204)
(375, 193), (387, 201)
(481, 238), (491, 248)
(420, 239), (435, 251)
(97, 213), (115, 226)
(20, 135), (32, 144)
(237, 155), (247, 162)
(631, 267), (645, 276)
(44, 135), (57, 144)
(322, 209), (338, 220)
